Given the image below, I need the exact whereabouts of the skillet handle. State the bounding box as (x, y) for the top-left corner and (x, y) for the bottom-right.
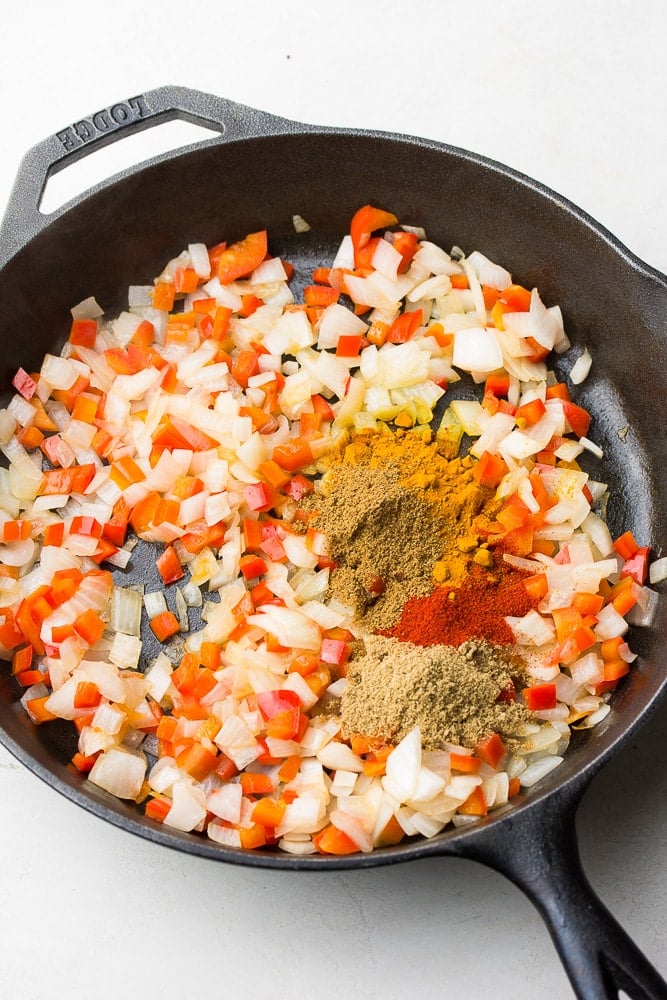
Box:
(463, 782), (667, 1000)
(0, 85), (298, 265)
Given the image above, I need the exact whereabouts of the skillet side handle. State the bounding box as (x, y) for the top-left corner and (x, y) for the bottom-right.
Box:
(463, 784), (667, 1000)
(0, 85), (298, 266)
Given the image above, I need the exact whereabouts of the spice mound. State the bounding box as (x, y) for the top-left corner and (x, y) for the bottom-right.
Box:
(341, 634), (530, 750)
(301, 427), (495, 631)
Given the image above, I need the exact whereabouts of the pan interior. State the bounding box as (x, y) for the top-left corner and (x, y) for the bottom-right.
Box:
(0, 129), (665, 861)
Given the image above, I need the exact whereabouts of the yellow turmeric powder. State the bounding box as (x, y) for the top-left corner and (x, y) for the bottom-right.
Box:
(301, 426), (498, 631)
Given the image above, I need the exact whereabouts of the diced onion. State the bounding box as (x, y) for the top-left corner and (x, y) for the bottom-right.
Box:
(292, 214), (311, 233)
(519, 756), (564, 787)
(88, 746), (147, 800)
(649, 557), (667, 584)
(570, 348), (592, 385)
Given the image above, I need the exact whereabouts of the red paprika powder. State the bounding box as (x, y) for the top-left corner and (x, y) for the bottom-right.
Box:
(383, 562), (535, 647)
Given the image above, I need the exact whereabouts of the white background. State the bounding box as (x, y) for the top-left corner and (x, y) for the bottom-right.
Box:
(0, 2), (665, 998)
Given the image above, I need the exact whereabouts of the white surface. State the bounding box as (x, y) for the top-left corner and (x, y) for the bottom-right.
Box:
(0, 3), (665, 998)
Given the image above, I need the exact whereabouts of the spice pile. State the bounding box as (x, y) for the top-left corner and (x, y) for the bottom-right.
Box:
(340, 635), (529, 750)
(298, 427), (499, 631)
(0, 204), (659, 856)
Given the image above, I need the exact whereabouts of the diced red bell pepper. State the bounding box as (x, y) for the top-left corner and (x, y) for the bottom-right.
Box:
(244, 482), (274, 513)
(474, 732), (506, 769)
(217, 231), (268, 283)
(391, 230), (419, 272)
(319, 638), (350, 666)
(272, 440), (314, 472)
(69, 515), (103, 538)
(522, 683), (557, 711)
(12, 367), (38, 400)
(69, 318), (98, 347)
(613, 530), (640, 561)
(73, 681), (102, 709)
(336, 333), (364, 357)
(350, 205), (398, 264)
(561, 400), (591, 438)
(156, 545), (185, 585)
(304, 285), (339, 307)
(500, 284), (532, 311)
(38, 464), (96, 497)
(284, 474), (313, 501)
(73, 609), (106, 646)
(620, 546), (650, 585)
(386, 308), (423, 344)
(239, 554), (268, 580)
(257, 689), (301, 719)
(150, 611), (181, 642)
(473, 451), (508, 489)
(515, 398), (546, 428)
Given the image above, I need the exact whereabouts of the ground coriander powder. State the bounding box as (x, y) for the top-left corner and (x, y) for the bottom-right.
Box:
(340, 633), (530, 750)
(298, 427), (496, 631)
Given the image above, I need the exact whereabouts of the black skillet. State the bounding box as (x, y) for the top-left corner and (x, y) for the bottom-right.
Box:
(0, 87), (665, 1000)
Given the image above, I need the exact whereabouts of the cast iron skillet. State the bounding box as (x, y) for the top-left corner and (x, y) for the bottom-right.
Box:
(0, 86), (665, 1000)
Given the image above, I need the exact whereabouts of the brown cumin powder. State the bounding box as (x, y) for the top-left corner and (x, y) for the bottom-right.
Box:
(340, 634), (530, 750)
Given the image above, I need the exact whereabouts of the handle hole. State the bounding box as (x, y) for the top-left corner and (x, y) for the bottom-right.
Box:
(39, 119), (221, 214)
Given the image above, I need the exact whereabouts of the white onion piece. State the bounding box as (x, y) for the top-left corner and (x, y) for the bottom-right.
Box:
(344, 272), (401, 311)
(580, 436), (604, 459)
(452, 328), (503, 374)
(581, 511), (614, 557)
(7, 394), (37, 428)
(245, 604), (321, 651)
(407, 273), (452, 303)
(0, 409), (17, 445)
(148, 756), (180, 794)
(207, 783), (243, 824)
(573, 704), (611, 729)
(208, 822), (243, 848)
(506, 610), (556, 646)
(382, 726), (422, 804)
(144, 591), (168, 619)
(649, 557), (667, 584)
(188, 242), (211, 278)
(413, 242), (461, 276)
(71, 296), (103, 320)
(459, 257), (486, 322)
(144, 654), (174, 703)
(594, 603), (629, 639)
(407, 766), (447, 805)
(111, 311), (143, 346)
(330, 809), (374, 852)
(164, 779), (207, 832)
(40, 354), (80, 391)
(519, 756), (564, 787)
(332, 234), (354, 269)
(292, 214), (311, 234)
(469, 412), (516, 458)
(627, 588), (659, 628)
(88, 746), (147, 800)
(466, 250), (512, 290)
(250, 257), (288, 285)
(371, 237), (402, 280)
(110, 587), (143, 637)
(570, 348), (592, 384)
(317, 741), (364, 773)
(276, 796), (327, 836)
(108, 632), (142, 670)
(0, 538), (35, 566)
